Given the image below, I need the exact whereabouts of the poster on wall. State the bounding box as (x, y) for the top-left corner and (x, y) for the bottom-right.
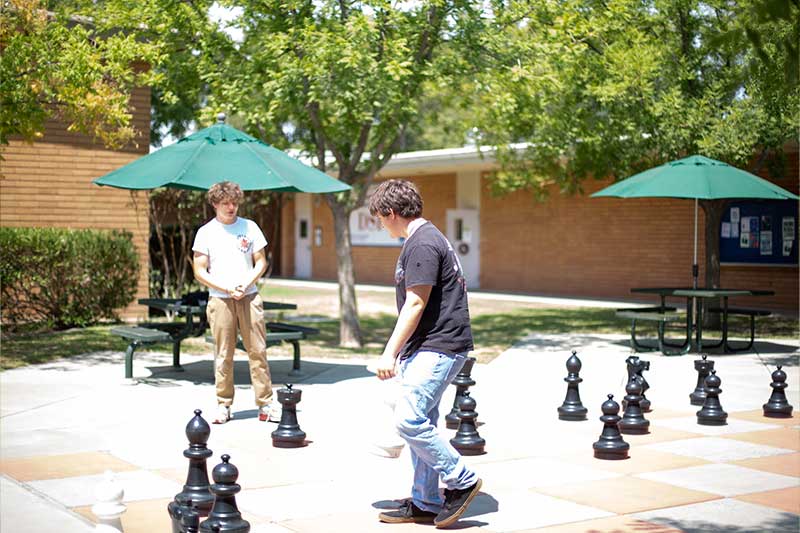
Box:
(783, 217), (795, 241)
(760, 231), (773, 255)
(349, 207), (404, 246)
(740, 232), (750, 248)
(721, 222), (731, 238)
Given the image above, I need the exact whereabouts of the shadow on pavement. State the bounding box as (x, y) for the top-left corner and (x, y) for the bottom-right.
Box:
(644, 514), (799, 533)
(141, 358), (372, 386)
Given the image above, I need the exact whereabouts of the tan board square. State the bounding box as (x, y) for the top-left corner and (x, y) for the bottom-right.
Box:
(722, 428), (800, 451)
(74, 497), (269, 533)
(729, 410), (797, 427)
(0, 452), (138, 482)
(281, 511), (493, 532)
(732, 453), (800, 478)
(563, 447), (709, 475)
(735, 486), (800, 515)
(645, 407), (698, 420)
(536, 476), (720, 515)
(513, 514), (685, 533)
(621, 426), (704, 445)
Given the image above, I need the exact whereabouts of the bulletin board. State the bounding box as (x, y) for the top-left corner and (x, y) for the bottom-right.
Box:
(720, 200), (798, 265)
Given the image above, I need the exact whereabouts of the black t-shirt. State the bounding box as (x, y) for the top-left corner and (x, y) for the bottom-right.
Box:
(395, 222), (474, 359)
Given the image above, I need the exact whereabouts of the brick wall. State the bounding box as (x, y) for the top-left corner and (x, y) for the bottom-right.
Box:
(0, 87), (152, 321)
(309, 174), (457, 283)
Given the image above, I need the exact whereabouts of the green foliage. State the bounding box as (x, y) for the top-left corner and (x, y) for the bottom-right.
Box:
(472, 0), (799, 195)
(0, 227), (139, 330)
(0, 0), (163, 148)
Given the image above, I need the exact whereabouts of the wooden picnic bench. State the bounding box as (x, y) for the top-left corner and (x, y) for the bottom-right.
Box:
(615, 306), (690, 355)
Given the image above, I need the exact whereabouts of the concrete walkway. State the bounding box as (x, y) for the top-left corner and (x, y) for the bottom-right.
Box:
(1, 324), (798, 532)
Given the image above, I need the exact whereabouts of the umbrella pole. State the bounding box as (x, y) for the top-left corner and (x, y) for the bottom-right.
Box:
(692, 198), (698, 289)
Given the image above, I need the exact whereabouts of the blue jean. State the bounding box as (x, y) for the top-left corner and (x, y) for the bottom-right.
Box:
(394, 350), (478, 513)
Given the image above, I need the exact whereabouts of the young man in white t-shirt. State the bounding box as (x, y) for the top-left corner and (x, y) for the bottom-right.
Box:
(192, 181), (278, 424)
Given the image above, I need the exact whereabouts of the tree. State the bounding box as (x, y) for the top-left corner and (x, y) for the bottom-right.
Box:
(0, 0), (163, 148)
(471, 0), (799, 297)
(202, 0), (484, 347)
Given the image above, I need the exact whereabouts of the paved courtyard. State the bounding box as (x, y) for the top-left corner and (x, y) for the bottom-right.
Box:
(1, 331), (798, 532)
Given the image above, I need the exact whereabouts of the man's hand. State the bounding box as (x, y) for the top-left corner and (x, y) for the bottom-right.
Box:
(230, 285), (246, 300)
(374, 354), (397, 381)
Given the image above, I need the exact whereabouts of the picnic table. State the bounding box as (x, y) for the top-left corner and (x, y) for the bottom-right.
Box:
(111, 297), (303, 378)
(620, 287), (774, 355)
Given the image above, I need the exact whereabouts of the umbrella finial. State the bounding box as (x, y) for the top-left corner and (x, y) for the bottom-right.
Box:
(216, 112), (227, 124)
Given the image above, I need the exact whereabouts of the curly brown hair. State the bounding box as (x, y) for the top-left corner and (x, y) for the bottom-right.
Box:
(207, 181), (244, 206)
(367, 179), (423, 218)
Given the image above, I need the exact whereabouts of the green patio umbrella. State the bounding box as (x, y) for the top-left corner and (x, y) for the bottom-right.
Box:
(591, 154), (798, 287)
(94, 114), (351, 193)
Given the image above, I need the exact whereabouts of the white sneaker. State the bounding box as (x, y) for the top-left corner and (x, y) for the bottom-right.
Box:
(212, 405), (231, 424)
(259, 402), (281, 422)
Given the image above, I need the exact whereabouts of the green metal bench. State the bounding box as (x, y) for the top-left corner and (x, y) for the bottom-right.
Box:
(705, 307), (772, 352)
(111, 325), (181, 379)
(615, 307), (690, 355)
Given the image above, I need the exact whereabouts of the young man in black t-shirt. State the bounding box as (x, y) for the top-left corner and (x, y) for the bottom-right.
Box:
(369, 179), (482, 529)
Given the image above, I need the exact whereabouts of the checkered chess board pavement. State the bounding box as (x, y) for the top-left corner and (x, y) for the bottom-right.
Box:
(1, 334), (798, 532)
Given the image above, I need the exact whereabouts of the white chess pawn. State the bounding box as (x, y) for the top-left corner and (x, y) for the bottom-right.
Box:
(91, 470), (126, 532)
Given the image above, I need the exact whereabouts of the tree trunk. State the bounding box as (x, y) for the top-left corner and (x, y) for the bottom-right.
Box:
(329, 200), (363, 347)
(701, 199), (728, 329)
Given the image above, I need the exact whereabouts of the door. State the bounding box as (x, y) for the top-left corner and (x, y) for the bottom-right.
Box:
(446, 209), (480, 289)
(294, 193), (312, 278)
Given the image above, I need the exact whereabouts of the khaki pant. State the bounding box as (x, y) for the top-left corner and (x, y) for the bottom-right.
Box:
(207, 293), (273, 407)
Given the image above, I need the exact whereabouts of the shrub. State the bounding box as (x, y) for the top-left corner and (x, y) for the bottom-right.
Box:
(0, 227), (139, 330)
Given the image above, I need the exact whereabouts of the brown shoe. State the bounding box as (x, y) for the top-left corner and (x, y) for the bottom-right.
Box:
(379, 500), (437, 524)
(434, 478), (482, 528)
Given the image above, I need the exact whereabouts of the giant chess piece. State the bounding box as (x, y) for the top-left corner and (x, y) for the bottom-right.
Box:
(593, 394), (629, 460)
(558, 350), (588, 421)
(697, 370), (728, 426)
(690, 354), (714, 406)
(199, 455), (250, 533)
(763, 365), (794, 418)
(619, 377), (650, 435)
(271, 384), (307, 448)
(450, 391), (486, 455)
(624, 355), (651, 412)
(446, 357), (477, 429)
(168, 409), (214, 533)
(92, 470), (126, 533)
(181, 509), (200, 533)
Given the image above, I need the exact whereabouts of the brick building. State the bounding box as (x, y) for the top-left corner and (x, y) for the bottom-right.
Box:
(281, 146), (799, 314)
(0, 87), (152, 321)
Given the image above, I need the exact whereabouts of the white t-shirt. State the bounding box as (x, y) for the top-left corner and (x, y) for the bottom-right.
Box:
(192, 217), (267, 298)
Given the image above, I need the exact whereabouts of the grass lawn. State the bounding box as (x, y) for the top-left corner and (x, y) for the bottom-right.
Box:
(1, 284), (797, 370)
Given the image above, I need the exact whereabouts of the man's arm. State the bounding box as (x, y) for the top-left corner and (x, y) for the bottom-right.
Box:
(375, 284), (432, 381)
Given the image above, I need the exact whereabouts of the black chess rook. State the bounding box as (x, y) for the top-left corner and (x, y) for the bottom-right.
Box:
(271, 384), (307, 448)
(557, 350), (588, 421)
(763, 365), (794, 418)
(199, 454), (250, 533)
(697, 370), (728, 425)
(690, 354), (714, 406)
(593, 394), (629, 460)
(168, 409), (214, 533)
(450, 391), (486, 455)
(619, 377), (650, 435)
(446, 357), (477, 429)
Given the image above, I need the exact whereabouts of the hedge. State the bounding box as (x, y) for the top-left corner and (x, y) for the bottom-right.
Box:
(0, 227), (139, 330)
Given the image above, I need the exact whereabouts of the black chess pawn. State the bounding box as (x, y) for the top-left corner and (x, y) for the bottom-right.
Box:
(624, 355), (651, 412)
(619, 377), (650, 435)
(446, 357), (477, 429)
(593, 394), (629, 460)
(199, 455), (250, 533)
(450, 391), (486, 455)
(271, 384), (307, 448)
(690, 354), (714, 406)
(557, 350), (588, 421)
(168, 409), (214, 532)
(697, 370), (728, 426)
(763, 365), (794, 418)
